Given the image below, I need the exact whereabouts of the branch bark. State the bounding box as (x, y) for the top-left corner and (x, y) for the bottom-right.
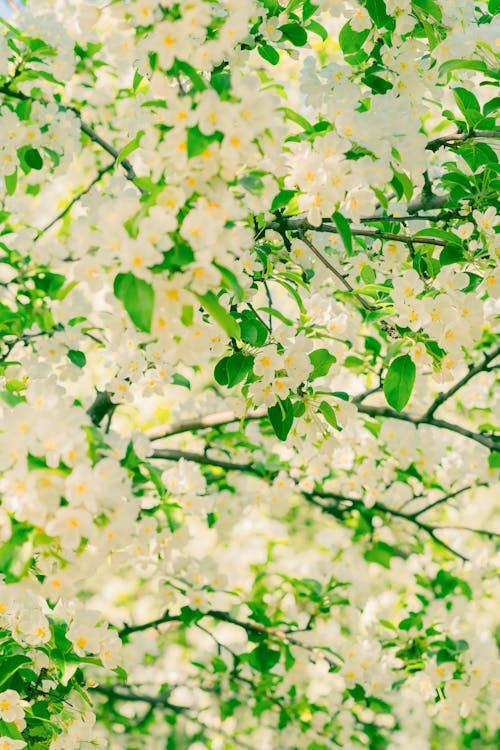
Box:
(426, 129), (500, 152)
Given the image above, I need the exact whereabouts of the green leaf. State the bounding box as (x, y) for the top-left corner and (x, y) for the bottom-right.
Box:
(196, 291), (241, 339)
(306, 19), (328, 41)
(248, 642), (281, 672)
(214, 352), (254, 387)
(439, 59), (487, 78)
(332, 211), (353, 255)
(271, 189), (297, 212)
(26, 147), (43, 170)
(488, 451), (500, 469)
(365, 0), (390, 27)
(309, 349), (336, 379)
(172, 373), (190, 389)
(268, 397), (294, 440)
(4, 169), (17, 196)
(364, 541), (394, 569)
(214, 262), (244, 302)
(412, 0), (442, 21)
(488, 0), (500, 13)
(258, 307), (293, 326)
(116, 130), (144, 166)
(279, 23), (308, 46)
(186, 125), (222, 158)
(0, 655), (32, 690)
(383, 354), (416, 411)
(360, 265), (376, 284)
(339, 21), (370, 56)
(67, 350), (86, 368)
(303, 0), (319, 21)
(113, 272), (155, 333)
(318, 399), (339, 430)
(257, 43), (280, 66)
(171, 59), (207, 92)
(279, 107), (313, 133)
(239, 311), (268, 347)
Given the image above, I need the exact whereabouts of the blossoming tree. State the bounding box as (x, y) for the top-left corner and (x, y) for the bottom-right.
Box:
(0, 0), (499, 748)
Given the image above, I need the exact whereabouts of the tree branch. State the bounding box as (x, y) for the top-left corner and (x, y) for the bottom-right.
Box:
(145, 407), (267, 441)
(295, 230), (378, 311)
(151, 447), (259, 474)
(148, 444), (489, 560)
(426, 129), (500, 152)
(0, 84), (144, 192)
(357, 404), (499, 451)
(119, 607), (341, 666)
(34, 162), (115, 240)
(267, 217), (449, 247)
(423, 346), (500, 420)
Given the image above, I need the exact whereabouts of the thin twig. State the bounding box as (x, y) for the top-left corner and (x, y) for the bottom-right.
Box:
(423, 346), (500, 420)
(296, 231), (378, 311)
(0, 85), (144, 192)
(34, 162), (115, 240)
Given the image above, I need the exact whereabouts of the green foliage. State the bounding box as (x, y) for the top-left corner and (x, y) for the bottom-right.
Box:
(383, 354), (416, 411)
(113, 272), (155, 332)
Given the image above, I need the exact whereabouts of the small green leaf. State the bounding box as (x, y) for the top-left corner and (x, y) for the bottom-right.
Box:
(4, 169), (17, 196)
(306, 20), (328, 41)
(271, 189), (296, 212)
(214, 353), (253, 387)
(196, 291), (241, 339)
(318, 400), (339, 430)
(248, 642), (281, 672)
(23, 147), (43, 170)
(257, 43), (280, 65)
(332, 211), (353, 255)
(364, 541), (394, 569)
(268, 397), (294, 441)
(67, 350), (86, 368)
(113, 272), (155, 333)
(186, 125), (222, 158)
(116, 130), (144, 166)
(279, 107), (313, 133)
(279, 23), (308, 46)
(488, 451), (500, 469)
(383, 354), (416, 411)
(309, 349), (336, 379)
(0, 655), (32, 690)
(239, 311), (268, 347)
(172, 373), (191, 389)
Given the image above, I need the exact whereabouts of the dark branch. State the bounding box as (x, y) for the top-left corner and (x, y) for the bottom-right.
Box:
(0, 84), (144, 192)
(295, 230), (378, 311)
(423, 346), (500, 420)
(267, 217), (449, 247)
(426, 129), (500, 152)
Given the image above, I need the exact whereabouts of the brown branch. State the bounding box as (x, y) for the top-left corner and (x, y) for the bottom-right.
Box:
(307, 493), (469, 561)
(151, 447), (259, 474)
(426, 129), (500, 153)
(0, 85), (144, 192)
(410, 483), (477, 518)
(295, 231), (378, 311)
(119, 607), (341, 666)
(92, 684), (182, 710)
(145, 407), (267, 441)
(423, 346), (500, 420)
(147, 444), (486, 561)
(357, 404), (499, 451)
(34, 162), (115, 240)
(267, 217), (449, 247)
